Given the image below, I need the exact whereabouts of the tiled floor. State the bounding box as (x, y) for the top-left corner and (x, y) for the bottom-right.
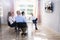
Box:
(0, 23), (60, 40)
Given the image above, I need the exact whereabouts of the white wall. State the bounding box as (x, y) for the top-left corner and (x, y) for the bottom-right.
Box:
(40, 0), (60, 33)
(1, 0), (11, 24)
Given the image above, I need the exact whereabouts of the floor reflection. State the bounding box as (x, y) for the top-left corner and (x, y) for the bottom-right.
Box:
(1, 23), (33, 40)
(0, 23), (60, 40)
(34, 37), (48, 40)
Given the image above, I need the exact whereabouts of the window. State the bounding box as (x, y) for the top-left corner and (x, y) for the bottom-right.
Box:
(0, 3), (3, 17)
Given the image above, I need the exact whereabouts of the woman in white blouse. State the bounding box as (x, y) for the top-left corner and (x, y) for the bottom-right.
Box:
(31, 13), (38, 30)
(7, 12), (16, 30)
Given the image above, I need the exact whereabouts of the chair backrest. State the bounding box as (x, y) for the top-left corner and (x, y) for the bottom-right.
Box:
(7, 21), (11, 26)
(36, 18), (38, 21)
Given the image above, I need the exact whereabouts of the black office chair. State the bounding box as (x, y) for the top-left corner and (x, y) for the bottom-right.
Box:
(7, 21), (13, 27)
